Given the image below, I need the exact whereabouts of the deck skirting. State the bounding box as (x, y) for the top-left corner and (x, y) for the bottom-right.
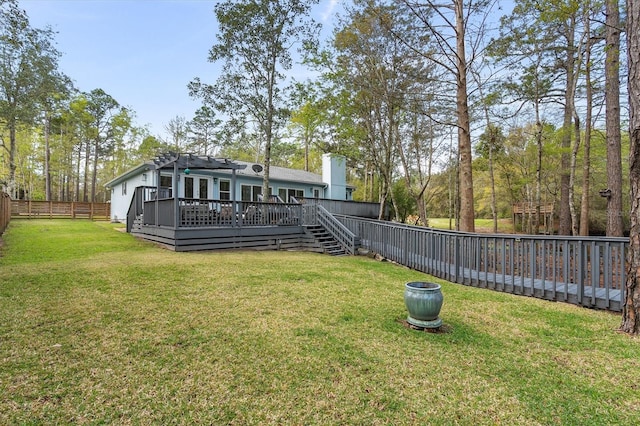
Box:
(132, 225), (323, 252)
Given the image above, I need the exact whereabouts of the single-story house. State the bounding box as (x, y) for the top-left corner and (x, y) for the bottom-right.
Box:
(105, 153), (354, 223)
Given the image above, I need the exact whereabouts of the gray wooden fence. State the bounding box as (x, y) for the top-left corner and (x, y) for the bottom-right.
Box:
(336, 215), (627, 312)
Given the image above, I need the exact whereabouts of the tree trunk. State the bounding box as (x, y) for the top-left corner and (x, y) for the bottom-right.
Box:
(580, 12), (593, 236)
(569, 115), (581, 236)
(621, 0), (640, 335)
(535, 110), (543, 235)
(83, 141), (89, 202)
(91, 137), (100, 202)
(455, 0), (474, 232)
(558, 26), (577, 235)
(606, 0), (623, 236)
(8, 121), (18, 199)
(45, 114), (51, 201)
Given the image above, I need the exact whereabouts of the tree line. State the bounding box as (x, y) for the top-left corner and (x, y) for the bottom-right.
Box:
(0, 0), (631, 237)
(186, 0), (631, 241)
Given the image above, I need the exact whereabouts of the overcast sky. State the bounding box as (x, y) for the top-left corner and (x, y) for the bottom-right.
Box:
(20, 0), (341, 138)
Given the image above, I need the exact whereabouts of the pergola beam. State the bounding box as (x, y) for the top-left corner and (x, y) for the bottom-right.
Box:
(151, 152), (246, 171)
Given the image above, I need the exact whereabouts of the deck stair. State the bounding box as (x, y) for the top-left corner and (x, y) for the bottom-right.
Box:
(131, 214), (144, 232)
(304, 225), (347, 256)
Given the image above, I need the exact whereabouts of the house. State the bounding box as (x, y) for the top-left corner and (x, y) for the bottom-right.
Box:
(104, 152), (384, 253)
(105, 153), (354, 223)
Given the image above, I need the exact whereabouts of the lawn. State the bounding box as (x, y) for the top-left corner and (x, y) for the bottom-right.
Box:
(428, 218), (514, 233)
(1, 220), (638, 425)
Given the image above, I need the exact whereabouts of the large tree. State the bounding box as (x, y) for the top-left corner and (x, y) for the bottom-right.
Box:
(400, 0), (494, 232)
(327, 1), (437, 222)
(84, 89), (125, 202)
(605, 0), (623, 236)
(189, 0), (320, 200)
(187, 106), (221, 156)
(622, 0), (640, 334)
(0, 0), (63, 198)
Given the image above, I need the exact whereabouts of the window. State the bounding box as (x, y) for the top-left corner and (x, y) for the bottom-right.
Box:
(219, 180), (231, 200)
(241, 185), (258, 201)
(160, 175), (172, 188)
(184, 177), (194, 198)
(199, 178), (209, 199)
(157, 175), (173, 198)
(241, 184), (271, 201)
(122, 181), (127, 195)
(278, 187), (304, 202)
(289, 189), (304, 200)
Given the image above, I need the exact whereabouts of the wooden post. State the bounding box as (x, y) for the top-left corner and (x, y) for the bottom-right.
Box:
(173, 161), (179, 229)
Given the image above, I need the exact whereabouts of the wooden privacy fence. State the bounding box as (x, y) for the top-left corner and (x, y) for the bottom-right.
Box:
(336, 215), (627, 312)
(11, 200), (110, 220)
(1, 192), (10, 235)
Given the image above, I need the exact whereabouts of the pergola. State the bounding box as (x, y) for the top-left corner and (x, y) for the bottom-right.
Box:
(151, 152), (246, 173)
(150, 152), (247, 228)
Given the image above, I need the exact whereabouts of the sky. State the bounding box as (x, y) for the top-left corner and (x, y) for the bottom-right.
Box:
(20, 0), (342, 138)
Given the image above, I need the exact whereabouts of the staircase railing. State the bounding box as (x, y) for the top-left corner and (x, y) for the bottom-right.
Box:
(316, 205), (360, 255)
(126, 186), (158, 232)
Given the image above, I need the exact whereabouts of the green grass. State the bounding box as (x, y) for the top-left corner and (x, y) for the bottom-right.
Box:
(429, 217), (514, 233)
(1, 220), (638, 424)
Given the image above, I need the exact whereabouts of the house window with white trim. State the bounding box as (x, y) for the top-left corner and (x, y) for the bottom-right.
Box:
(185, 177), (194, 198)
(241, 184), (262, 202)
(278, 187), (304, 202)
(219, 180), (231, 200)
(122, 181), (127, 195)
(242, 184), (274, 201)
(199, 178), (209, 199)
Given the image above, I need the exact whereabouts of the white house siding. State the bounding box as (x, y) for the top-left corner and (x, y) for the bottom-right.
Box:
(108, 169), (155, 222)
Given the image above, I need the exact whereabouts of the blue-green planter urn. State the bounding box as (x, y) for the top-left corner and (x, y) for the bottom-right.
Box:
(404, 282), (443, 329)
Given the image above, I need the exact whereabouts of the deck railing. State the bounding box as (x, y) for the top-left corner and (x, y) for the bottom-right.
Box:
(140, 197), (302, 228)
(336, 215), (627, 311)
(292, 196), (384, 219)
(127, 186), (160, 232)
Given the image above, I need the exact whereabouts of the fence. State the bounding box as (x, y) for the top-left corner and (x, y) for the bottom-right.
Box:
(1, 192), (10, 235)
(336, 215), (627, 312)
(293, 196), (385, 219)
(11, 200), (110, 220)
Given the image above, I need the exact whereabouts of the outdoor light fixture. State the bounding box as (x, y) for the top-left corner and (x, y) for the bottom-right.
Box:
(184, 168), (190, 175)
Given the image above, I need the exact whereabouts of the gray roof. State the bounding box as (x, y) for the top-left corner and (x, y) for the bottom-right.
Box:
(105, 159), (325, 188)
(216, 160), (324, 185)
(105, 162), (153, 188)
